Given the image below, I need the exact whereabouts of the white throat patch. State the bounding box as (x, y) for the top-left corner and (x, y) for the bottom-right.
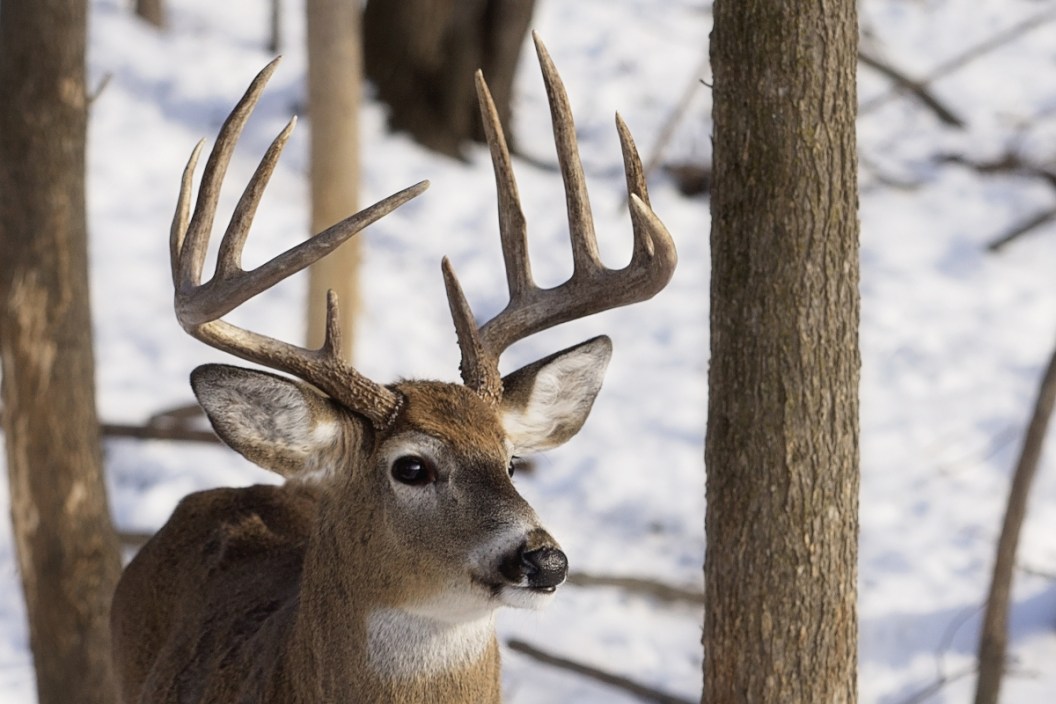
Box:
(365, 608), (495, 679)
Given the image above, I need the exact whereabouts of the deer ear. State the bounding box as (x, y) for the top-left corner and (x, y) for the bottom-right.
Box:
(500, 336), (612, 454)
(191, 364), (355, 480)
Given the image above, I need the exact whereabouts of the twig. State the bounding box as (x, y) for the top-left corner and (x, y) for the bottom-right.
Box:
(859, 152), (926, 192)
(642, 53), (711, 179)
(940, 153), (1056, 190)
(936, 153), (1056, 252)
(87, 72), (113, 106)
(892, 602), (983, 703)
(567, 572), (703, 606)
(1017, 563), (1056, 582)
(857, 49), (963, 128)
(935, 602), (985, 683)
(896, 665), (977, 704)
(986, 207), (1056, 253)
(861, 7), (1056, 116)
(974, 338), (1056, 704)
(936, 424), (1020, 477)
(506, 639), (694, 704)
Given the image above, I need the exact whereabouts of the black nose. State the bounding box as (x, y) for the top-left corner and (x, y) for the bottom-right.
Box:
(520, 545), (568, 589)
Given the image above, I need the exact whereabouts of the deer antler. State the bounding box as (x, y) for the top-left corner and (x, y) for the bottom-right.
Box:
(171, 57), (428, 429)
(443, 34), (677, 404)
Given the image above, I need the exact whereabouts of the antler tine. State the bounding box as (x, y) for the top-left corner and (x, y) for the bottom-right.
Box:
(170, 60), (430, 430)
(474, 70), (533, 300)
(617, 107), (677, 288)
(442, 69), (537, 401)
(449, 36), (676, 403)
(532, 32), (602, 275)
(616, 114), (656, 263)
(213, 116), (297, 279)
(171, 139), (205, 287)
(178, 58), (281, 291)
(441, 258), (502, 402)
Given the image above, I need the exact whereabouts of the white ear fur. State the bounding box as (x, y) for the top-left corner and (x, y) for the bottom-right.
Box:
(191, 364), (349, 479)
(500, 336), (612, 454)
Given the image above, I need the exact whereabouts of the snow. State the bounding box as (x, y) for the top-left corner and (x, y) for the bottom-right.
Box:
(1, 0), (1055, 702)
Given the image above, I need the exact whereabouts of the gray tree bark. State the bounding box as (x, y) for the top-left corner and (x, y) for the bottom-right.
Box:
(703, 0), (860, 702)
(0, 2), (123, 703)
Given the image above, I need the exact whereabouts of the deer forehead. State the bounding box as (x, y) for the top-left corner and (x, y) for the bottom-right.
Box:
(387, 381), (508, 454)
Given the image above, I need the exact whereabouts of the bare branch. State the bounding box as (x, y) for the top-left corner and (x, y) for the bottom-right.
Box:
(506, 639), (694, 704)
(858, 49), (964, 128)
(642, 53), (711, 179)
(986, 207), (1056, 253)
(974, 339), (1056, 704)
(101, 422), (220, 445)
(567, 572), (703, 606)
(87, 72), (113, 106)
(895, 665), (977, 704)
(861, 7), (1056, 117)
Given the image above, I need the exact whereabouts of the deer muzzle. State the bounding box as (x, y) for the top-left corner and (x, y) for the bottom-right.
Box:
(498, 528), (567, 593)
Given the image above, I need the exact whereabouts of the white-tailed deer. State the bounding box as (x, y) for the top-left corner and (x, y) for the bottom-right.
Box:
(111, 35), (676, 704)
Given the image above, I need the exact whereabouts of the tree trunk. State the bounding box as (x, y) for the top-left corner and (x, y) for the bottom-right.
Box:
(363, 0), (534, 158)
(974, 341), (1056, 704)
(0, 2), (123, 704)
(134, 0), (166, 29)
(305, 0), (363, 358)
(703, 1), (860, 702)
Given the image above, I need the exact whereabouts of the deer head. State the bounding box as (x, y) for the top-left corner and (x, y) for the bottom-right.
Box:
(112, 34), (675, 704)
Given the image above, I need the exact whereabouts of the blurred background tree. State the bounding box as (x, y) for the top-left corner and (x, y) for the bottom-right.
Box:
(305, 0), (365, 358)
(364, 0), (535, 158)
(0, 1), (122, 703)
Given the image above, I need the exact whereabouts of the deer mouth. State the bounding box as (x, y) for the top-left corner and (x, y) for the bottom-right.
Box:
(469, 573), (560, 610)
(495, 582), (559, 610)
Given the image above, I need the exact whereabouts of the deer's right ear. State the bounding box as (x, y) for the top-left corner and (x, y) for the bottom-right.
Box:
(191, 364), (355, 479)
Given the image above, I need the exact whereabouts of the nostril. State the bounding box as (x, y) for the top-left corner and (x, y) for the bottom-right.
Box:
(520, 546), (568, 589)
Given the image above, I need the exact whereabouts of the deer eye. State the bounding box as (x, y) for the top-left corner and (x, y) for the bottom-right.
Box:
(508, 456), (523, 478)
(391, 455), (436, 486)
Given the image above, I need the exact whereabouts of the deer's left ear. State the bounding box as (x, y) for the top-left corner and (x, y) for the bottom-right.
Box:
(499, 335), (612, 454)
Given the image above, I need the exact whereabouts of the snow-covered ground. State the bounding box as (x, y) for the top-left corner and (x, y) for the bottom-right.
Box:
(1, 0), (1055, 701)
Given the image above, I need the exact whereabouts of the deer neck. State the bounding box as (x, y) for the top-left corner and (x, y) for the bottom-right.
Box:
(285, 491), (502, 703)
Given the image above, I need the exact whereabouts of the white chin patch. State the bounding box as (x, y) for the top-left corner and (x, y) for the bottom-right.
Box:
(497, 585), (557, 611)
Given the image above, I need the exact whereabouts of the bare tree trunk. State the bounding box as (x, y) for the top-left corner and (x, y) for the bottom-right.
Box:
(134, 0), (165, 29)
(0, 2), (123, 703)
(305, 0), (363, 358)
(268, 0), (282, 54)
(363, 0), (534, 158)
(704, 0), (860, 702)
(974, 341), (1056, 704)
